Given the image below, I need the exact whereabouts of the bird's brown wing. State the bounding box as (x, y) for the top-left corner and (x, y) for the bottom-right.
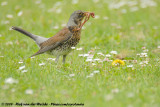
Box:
(30, 27), (72, 57)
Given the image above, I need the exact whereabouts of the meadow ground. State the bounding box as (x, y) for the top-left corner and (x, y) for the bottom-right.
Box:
(0, 0), (160, 107)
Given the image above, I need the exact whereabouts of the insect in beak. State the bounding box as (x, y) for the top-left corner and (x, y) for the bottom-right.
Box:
(76, 12), (95, 31)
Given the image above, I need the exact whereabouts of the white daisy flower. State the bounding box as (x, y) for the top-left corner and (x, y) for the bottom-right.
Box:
(104, 94), (113, 101)
(93, 70), (100, 73)
(94, 15), (100, 19)
(93, 0), (99, 3)
(72, 0), (79, 4)
(86, 58), (93, 62)
(18, 61), (23, 64)
(83, 54), (89, 57)
(127, 92), (134, 98)
(21, 70), (28, 73)
(76, 48), (83, 50)
(140, 53), (148, 57)
(19, 65), (25, 70)
(130, 7), (139, 12)
(69, 74), (75, 77)
(56, 8), (62, 14)
(39, 63), (45, 66)
(6, 14), (13, 19)
(106, 54), (111, 57)
(103, 16), (109, 20)
(61, 23), (66, 27)
(5, 77), (18, 84)
(94, 58), (101, 61)
(111, 88), (119, 93)
(25, 89), (33, 94)
(35, 0), (41, 4)
(17, 11), (23, 16)
(97, 52), (104, 56)
(127, 65), (133, 68)
(1, 1), (8, 6)
(71, 47), (76, 49)
(47, 58), (56, 61)
(53, 25), (59, 29)
(78, 54), (84, 57)
(110, 51), (117, 55)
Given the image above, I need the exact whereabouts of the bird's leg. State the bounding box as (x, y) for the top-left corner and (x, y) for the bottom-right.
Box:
(55, 56), (59, 63)
(63, 55), (67, 64)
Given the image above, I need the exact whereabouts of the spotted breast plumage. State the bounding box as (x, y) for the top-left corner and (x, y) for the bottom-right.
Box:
(47, 27), (81, 57)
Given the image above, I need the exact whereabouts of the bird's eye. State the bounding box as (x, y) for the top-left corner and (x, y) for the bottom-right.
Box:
(78, 12), (83, 17)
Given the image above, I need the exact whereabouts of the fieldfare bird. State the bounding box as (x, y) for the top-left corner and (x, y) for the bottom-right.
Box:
(12, 10), (95, 63)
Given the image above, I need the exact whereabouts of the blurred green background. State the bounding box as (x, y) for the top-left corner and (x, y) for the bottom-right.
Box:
(0, 0), (160, 107)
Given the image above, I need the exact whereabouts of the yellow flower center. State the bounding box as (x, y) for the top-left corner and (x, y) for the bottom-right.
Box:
(112, 59), (125, 66)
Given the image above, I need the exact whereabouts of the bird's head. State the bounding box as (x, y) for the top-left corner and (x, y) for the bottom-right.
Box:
(67, 10), (94, 29)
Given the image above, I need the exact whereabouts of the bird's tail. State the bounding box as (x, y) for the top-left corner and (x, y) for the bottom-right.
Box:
(12, 26), (37, 41)
(12, 26), (48, 46)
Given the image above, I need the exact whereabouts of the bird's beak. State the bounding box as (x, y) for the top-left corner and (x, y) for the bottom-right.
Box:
(83, 12), (89, 16)
(76, 11), (95, 31)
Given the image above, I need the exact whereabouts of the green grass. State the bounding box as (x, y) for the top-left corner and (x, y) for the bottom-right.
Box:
(0, 0), (160, 107)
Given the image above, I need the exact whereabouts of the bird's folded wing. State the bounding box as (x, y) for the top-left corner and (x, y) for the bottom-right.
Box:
(30, 27), (72, 57)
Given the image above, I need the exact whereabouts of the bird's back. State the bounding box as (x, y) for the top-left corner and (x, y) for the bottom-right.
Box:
(39, 27), (81, 57)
